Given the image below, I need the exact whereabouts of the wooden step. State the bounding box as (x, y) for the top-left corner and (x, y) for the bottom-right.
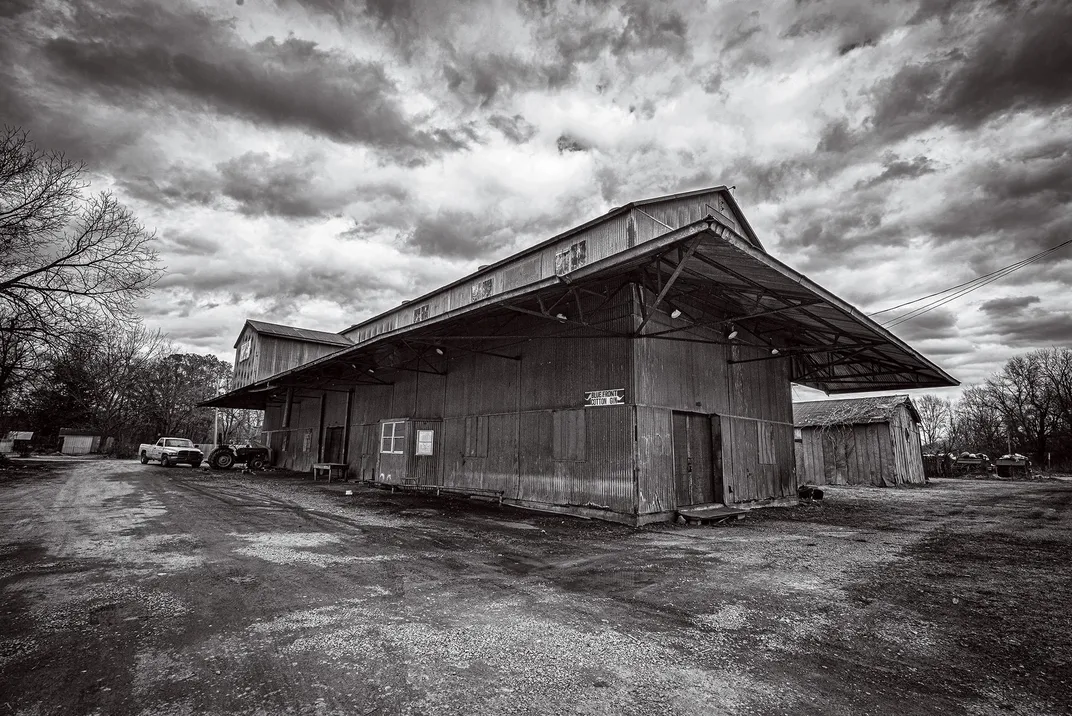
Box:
(677, 503), (748, 525)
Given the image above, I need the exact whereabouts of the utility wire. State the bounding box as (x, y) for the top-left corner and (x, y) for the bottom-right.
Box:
(869, 239), (1072, 328)
(883, 245), (1065, 328)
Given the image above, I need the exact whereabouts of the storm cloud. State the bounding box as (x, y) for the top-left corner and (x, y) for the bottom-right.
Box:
(0, 0), (1068, 388)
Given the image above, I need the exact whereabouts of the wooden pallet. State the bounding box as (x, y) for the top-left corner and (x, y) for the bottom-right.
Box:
(677, 504), (748, 525)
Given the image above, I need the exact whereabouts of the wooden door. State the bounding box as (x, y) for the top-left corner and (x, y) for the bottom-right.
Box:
(672, 412), (721, 506)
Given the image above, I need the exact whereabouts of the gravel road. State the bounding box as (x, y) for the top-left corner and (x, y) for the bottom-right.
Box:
(1, 460), (1069, 715)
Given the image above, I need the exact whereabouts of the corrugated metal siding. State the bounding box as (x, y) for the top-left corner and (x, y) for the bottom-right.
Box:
(636, 406), (674, 514)
(408, 419), (442, 485)
(443, 352), (520, 418)
(520, 336), (631, 411)
(517, 410), (559, 503)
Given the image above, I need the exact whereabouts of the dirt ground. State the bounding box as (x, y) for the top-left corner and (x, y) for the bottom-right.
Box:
(0, 459), (1069, 716)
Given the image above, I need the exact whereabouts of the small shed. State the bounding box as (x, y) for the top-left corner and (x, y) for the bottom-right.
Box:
(794, 395), (925, 487)
(1, 431), (34, 456)
(59, 429), (103, 455)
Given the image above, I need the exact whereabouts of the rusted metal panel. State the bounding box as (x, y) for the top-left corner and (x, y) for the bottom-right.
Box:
(517, 410), (560, 503)
(569, 404), (635, 513)
(636, 406), (674, 514)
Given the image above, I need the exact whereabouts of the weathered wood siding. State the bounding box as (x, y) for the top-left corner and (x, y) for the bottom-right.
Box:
(795, 407), (925, 487)
(234, 327), (347, 389)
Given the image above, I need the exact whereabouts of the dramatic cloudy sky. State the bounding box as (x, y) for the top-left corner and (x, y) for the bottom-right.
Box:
(2, 0), (1070, 395)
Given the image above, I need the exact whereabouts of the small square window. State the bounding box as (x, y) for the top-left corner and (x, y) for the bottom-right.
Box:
(380, 421), (405, 454)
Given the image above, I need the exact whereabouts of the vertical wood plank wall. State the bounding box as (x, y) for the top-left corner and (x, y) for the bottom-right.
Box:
(794, 405), (926, 487)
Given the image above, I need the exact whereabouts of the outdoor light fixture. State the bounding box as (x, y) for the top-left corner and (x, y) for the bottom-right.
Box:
(670, 308), (682, 319)
(367, 368), (375, 373)
(555, 313), (567, 321)
(726, 326), (739, 340)
(434, 348), (444, 355)
(770, 348), (780, 356)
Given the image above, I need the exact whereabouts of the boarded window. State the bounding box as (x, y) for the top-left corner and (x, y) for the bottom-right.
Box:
(553, 409), (587, 462)
(471, 278), (493, 302)
(380, 421), (405, 454)
(554, 239), (588, 275)
(759, 421), (776, 465)
(239, 337), (252, 362)
(464, 416), (489, 457)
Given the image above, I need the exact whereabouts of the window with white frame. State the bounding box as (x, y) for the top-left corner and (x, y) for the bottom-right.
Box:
(380, 421), (405, 454)
(239, 337), (252, 362)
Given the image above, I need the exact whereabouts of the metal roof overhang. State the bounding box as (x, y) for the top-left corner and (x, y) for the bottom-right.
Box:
(203, 216), (956, 409)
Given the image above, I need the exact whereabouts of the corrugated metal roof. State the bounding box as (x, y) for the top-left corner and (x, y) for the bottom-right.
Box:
(239, 320), (352, 348)
(4, 431), (33, 440)
(794, 395), (918, 427)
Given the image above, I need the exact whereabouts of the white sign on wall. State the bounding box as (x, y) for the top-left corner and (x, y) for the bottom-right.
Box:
(416, 430), (434, 455)
(585, 388), (624, 407)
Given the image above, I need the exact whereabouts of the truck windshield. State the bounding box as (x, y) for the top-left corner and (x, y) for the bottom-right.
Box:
(164, 439), (194, 448)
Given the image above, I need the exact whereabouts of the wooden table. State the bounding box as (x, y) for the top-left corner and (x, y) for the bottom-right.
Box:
(311, 463), (348, 482)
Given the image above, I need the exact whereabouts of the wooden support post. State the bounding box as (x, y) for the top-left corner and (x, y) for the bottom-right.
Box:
(282, 387), (294, 428)
(316, 394), (326, 463)
(342, 388), (354, 466)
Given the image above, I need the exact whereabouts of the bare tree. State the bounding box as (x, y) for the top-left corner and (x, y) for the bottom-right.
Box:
(0, 127), (161, 345)
(915, 394), (953, 450)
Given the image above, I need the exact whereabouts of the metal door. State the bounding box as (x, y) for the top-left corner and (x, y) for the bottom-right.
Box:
(672, 412), (722, 506)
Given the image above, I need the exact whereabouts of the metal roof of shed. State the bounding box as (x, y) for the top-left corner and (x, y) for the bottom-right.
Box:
(204, 195), (957, 410)
(235, 320), (352, 348)
(794, 395), (920, 427)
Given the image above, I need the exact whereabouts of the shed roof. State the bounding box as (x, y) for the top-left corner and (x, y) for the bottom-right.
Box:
(203, 191), (956, 410)
(794, 395), (920, 427)
(4, 431), (33, 440)
(235, 320), (352, 348)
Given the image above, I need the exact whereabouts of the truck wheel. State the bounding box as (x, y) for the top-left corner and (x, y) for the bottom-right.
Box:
(247, 456), (265, 471)
(160, 455), (171, 467)
(212, 452), (234, 470)
(140, 452), (149, 464)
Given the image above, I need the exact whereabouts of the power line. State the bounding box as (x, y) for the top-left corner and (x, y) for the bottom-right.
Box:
(868, 239), (1072, 328)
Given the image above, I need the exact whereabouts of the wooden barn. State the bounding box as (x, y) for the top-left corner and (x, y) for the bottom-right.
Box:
(204, 187), (956, 524)
(793, 395), (926, 487)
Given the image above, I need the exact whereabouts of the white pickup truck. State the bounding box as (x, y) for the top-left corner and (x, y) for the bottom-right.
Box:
(139, 438), (204, 468)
